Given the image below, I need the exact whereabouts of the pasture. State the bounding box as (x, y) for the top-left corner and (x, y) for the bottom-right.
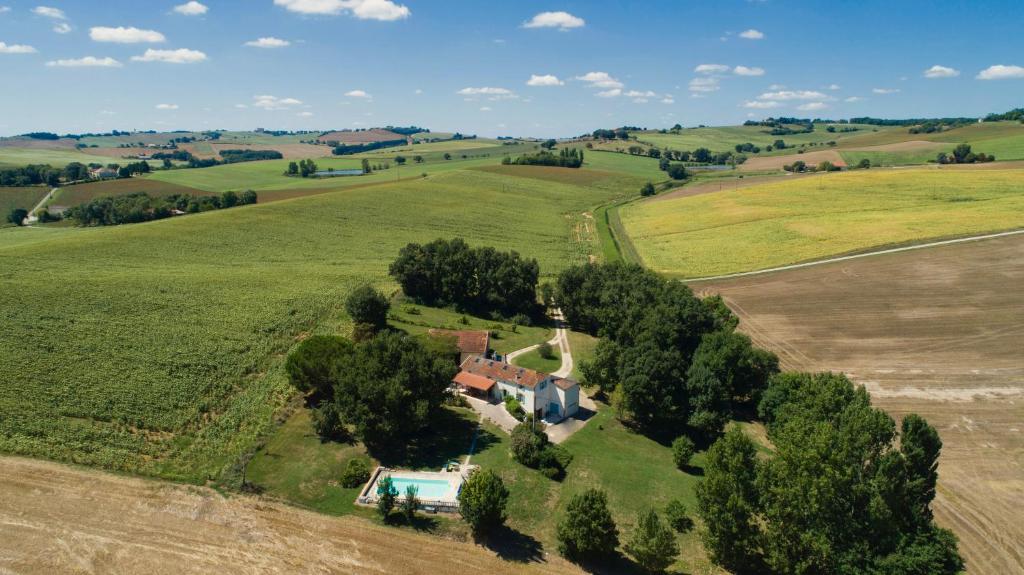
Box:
(0, 167), (630, 482)
(619, 168), (1024, 277)
(696, 233), (1024, 575)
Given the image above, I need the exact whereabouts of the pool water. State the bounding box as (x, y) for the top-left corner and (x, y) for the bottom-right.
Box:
(384, 477), (452, 500)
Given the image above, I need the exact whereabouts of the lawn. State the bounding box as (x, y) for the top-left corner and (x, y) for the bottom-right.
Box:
(512, 346), (561, 374)
(388, 303), (552, 356)
(0, 186), (49, 215)
(619, 168), (1024, 277)
(0, 167), (625, 482)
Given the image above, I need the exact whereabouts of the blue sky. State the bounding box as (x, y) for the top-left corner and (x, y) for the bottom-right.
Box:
(1, 0), (1022, 137)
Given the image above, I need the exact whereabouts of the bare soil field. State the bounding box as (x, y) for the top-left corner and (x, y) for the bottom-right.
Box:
(0, 456), (575, 575)
(317, 129), (407, 145)
(694, 234), (1024, 574)
(738, 149), (845, 172)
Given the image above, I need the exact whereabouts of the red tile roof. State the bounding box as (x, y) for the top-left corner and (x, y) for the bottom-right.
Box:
(457, 355), (550, 390)
(428, 329), (490, 355)
(453, 371), (496, 392)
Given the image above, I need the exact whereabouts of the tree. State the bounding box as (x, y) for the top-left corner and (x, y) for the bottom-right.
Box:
(696, 427), (763, 573)
(900, 414), (942, 526)
(286, 161), (299, 175)
(557, 489), (620, 564)
(671, 436), (695, 470)
(538, 341), (555, 359)
(541, 139), (557, 149)
(345, 285), (390, 330)
(624, 509), (679, 573)
(8, 208), (28, 226)
(458, 469), (509, 538)
(443, 153), (452, 160)
(857, 158), (871, 169)
(377, 474), (398, 521)
(952, 143), (972, 163)
(284, 335), (354, 398)
(340, 458), (371, 488)
(394, 155), (407, 165)
(401, 484), (419, 522)
(361, 158), (371, 173)
(641, 182), (656, 197)
(510, 421), (548, 468)
(413, 155), (424, 163)
(221, 190), (239, 208)
(666, 164), (688, 180)
(664, 499), (694, 533)
(239, 189), (258, 205)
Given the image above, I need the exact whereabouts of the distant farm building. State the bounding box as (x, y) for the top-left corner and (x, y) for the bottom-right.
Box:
(428, 329), (490, 363)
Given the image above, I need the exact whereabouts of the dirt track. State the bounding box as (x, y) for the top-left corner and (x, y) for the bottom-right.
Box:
(0, 456), (574, 575)
(697, 234), (1024, 574)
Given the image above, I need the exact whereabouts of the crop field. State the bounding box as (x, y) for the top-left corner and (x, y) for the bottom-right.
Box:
(618, 168), (1024, 277)
(633, 123), (891, 151)
(0, 167), (629, 482)
(738, 149), (846, 171)
(0, 147), (108, 168)
(695, 234), (1024, 574)
(580, 149), (665, 181)
(49, 179), (211, 207)
(181, 142), (332, 160)
(318, 128), (405, 144)
(0, 186), (49, 216)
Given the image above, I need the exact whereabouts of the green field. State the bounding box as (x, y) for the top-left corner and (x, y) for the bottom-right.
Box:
(0, 186), (49, 216)
(633, 123), (892, 152)
(0, 167), (631, 482)
(511, 346), (561, 373)
(49, 179), (211, 207)
(619, 168), (1024, 277)
(840, 149), (940, 167)
(0, 147), (109, 168)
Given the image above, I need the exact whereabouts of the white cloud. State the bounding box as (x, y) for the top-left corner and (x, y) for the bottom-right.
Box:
(345, 89), (371, 98)
(768, 83), (785, 90)
(757, 89), (827, 101)
(414, 88), (423, 94)
(826, 83), (841, 90)
(234, 104), (248, 109)
(173, 1), (208, 15)
(91, 26), (166, 43)
(739, 29), (764, 39)
(689, 77), (720, 93)
(845, 96), (864, 103)
(0, 42), (37, 54)
(742, 100), (780, 109)
(923, 65), (959, 78)
(131, 48), (207, 63)
(479, 106), (492, 111)
(245, 37), (290, 48)
(872, 87), (900, 94)
(526, 74), (563, 86)
(297, 111), (314, 117)
(596, 88), (621, 98)
(457, 86), (514, 98)
(976, 64), (1024, 80)
(523, 11), (584, 30)
(46, 56), (122, 67)
(155, 103), (179, 110)
(695, 63), (729, 74)
(733, 65), (765, 76)
(0, 7), (11, 14)
(32, 6), (65, 19)
(274, 0), (410, 21)
(53, 22), (71, 34)
(576, 71), (623, 89)
(797, 102), (828, 111)
(661, 97), (675, 104)
(625, 90), (656, 98)
(252, 95), (303, 110)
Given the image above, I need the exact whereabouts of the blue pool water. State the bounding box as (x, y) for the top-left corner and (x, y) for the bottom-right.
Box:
(383, 477), (452, 500)
(314, 169), (364, 177)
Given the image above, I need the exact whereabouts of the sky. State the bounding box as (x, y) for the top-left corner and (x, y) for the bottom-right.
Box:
(0, 0), (1022, 138)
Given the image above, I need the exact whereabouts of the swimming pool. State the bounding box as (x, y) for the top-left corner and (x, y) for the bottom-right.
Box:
(385, 477), (452, 500)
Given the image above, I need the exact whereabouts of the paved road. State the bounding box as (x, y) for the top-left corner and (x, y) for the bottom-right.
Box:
(686, 228), (1024, 283)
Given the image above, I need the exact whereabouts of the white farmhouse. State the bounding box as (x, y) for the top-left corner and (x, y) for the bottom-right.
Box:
(453, 355), (580, 421)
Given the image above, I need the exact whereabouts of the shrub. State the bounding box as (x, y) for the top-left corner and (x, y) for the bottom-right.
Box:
(311, 400), (345, 440)
(458, 469), (509, 538)
(510, 422), (548, 467)
(510, 313), (532, 327)
(539, 444), (573, 480)
(401, 484), (419, 521)
(376, 474), (398, 521)
(340, 458), (371, 488)
(345, 285), (390, 330)
(8, 208), (29, 226)
(666, 164), (689, 180)
(664, 499), (694, 533)
(557, 489), (620, 564)
(672, 436), (696, 470)
(857, 158), (871, 169)
(641, 182), (656, 197)
(538, 341), (555, 359)
(504, 396), (524, 419)
(624, 508), (679, 573)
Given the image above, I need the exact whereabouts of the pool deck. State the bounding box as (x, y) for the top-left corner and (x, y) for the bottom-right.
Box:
(357, 465), (475, 514)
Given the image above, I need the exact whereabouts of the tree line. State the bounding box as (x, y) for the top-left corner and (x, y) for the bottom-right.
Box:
(937, 143), (995, 164)
(501, 148), (583, 168)
(331, 139), (407, 155)
(66, 189), (256, 226)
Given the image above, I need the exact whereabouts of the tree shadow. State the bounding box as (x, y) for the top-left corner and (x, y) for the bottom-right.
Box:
(571, 554), (650, 575)
(378, 409), (496, 470)
(481, 525), (545, 564)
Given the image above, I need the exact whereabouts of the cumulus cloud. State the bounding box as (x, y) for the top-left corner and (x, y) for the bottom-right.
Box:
(32, 6), (65, 19)
(131, 48), (207, 63)
(523, 11), (584, 30)
(797, 102), (828, 111)
(923, 65), (959, 78)
(479, 106), (491, 111)
(46, 56), (122, 67)
(739, 29), (764, 39)
(845, 96), (864, 103)
(976, 64), (1024, 80)
(53, 22), (72, 34)
(0, 42), (37, 54)
(625, 90), (657, 98)
(689, 77), (720, 93)
(245, 37), (290, 48)
(91, 26), (166, 43)
(251, 95), (303, 110)
(733, 65), (765, 76)
(826, 83), (841, 90)
(345, 89), (371, 98)
(695, 63), (730, 74)
(174, 1), (208, 15)
(526, 74), (563, 86)
(457, 86), (517, 100)
(872, 87), (900, 94)
(757, 90), (828, 101)
(576, 71), (623, 89)
(742, 100), (780, 109)
(297, 111), (314, 117)
(661, 96), (675, 104)
(596, 88), (621, 98)
(155, 103), (179, 110)
(274, 0), (410, 21)
(0, 6), (11, 14)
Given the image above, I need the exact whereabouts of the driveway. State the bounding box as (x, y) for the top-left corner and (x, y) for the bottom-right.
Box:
(463, 394), (519, 434)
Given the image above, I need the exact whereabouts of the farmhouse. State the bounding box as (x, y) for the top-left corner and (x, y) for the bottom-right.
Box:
(427, 329), (490, 363)
(90, 167), (118, 179)
(454, 355), (580, 422)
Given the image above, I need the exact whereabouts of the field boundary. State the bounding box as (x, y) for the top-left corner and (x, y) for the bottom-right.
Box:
(685, 228), (1024, 282)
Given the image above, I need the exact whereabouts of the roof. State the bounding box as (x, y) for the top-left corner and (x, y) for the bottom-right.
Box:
(457, 354), (578, 391)
(453, 371), (495, 392)
(428, 329), (490, 355)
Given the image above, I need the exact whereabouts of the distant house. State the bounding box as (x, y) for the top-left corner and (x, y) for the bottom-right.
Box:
(453, 355), (580, 422)
(90, 168), (118, 180)
(428, 329), (490, 363)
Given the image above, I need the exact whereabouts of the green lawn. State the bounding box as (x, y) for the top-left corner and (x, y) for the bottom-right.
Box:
(512, 346), (561, 374)
(619, 168), (1024, 277)
(0, 166), (624, 482)
(566, 330), (599, 381)
(388, 303), (552, 356)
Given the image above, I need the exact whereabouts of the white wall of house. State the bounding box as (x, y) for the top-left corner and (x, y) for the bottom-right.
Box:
(493, 376), (580, 420)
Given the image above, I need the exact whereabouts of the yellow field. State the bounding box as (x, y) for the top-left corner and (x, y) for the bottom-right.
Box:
(619, 169), (1024, 277)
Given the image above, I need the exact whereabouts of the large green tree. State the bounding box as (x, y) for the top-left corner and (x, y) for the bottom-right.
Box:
(284, 335), (354, 398)
(624, 508), (679, 573)
(458, 469), (509, 538)
(557, 489), (620, 565)
(344, 285), (390, 330)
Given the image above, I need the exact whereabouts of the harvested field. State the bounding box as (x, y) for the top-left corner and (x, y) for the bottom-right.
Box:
(181, 142), (332, 160)
(651, 173), (813, 202)
(738, 149), (845, 172)
(695, 234), (1024, 575)
(0, 455), (573, 575)
(317, 129), (407, 145)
